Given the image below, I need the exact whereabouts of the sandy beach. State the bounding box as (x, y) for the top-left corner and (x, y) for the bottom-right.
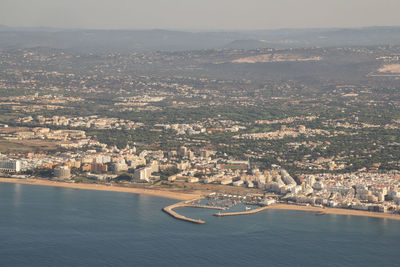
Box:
(1, 177), (400, 221)
(0, 178), (202, 200)
(266, 204), (400, 221)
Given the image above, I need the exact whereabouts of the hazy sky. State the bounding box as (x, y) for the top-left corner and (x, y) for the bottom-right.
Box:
(1, 0), (400, 30)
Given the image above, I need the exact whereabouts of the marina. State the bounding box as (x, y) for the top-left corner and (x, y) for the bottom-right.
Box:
(163, 193), (269, 223)
(162, 198), (225, 224)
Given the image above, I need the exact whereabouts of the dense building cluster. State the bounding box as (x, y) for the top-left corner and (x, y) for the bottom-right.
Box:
(1, 45), (400, 216)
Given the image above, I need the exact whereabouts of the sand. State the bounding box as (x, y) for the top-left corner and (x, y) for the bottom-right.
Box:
(0, 178), (202, 200)
(1, 177), (399, 221)
(266, 204), (400, 221)
(378, 64), (400, 74)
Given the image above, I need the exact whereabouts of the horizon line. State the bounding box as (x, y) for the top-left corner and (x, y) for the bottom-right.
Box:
(1, 24), (400, 32)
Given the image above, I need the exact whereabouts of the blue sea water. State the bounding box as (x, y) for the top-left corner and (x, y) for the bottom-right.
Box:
(0, 183), (399, 267)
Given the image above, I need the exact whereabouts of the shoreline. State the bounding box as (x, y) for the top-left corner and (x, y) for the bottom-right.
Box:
(0, 178), (202, 200)
(265, 204), (400, 221)
(1, 177), (400, 221)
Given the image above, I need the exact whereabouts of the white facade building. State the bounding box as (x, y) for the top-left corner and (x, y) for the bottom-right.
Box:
(54, 165), (71, 179)
(0, 159), (22, 172)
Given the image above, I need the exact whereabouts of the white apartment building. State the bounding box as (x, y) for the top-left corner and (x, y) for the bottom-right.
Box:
(0, 159), (22, 172)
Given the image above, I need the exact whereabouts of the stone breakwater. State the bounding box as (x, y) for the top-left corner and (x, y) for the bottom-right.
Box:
(213, 206), (269, 217)
(162, 198), (225, 224)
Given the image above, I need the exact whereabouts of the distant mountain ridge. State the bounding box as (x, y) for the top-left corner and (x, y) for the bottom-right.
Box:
(1, 26), (400, 52)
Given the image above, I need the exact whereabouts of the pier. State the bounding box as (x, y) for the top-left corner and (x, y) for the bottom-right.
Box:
(213, 206), (269, 217)
(162, 199), (225, 224)
(184, 204), (226, 210)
